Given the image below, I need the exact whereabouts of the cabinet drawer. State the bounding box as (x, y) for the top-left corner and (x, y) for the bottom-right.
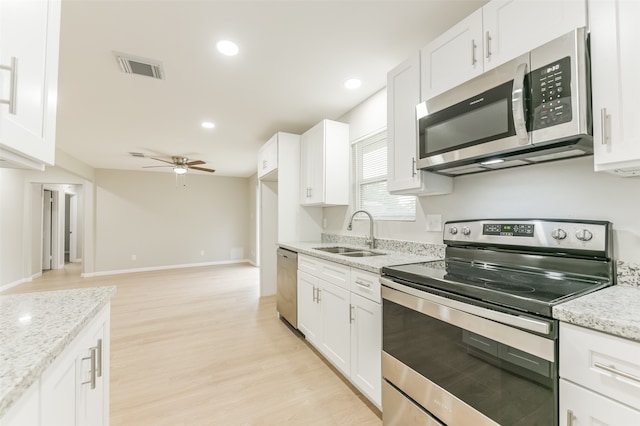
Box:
(350, 269), (381, 303)
(560, 322), (640, 410)
(319, 261), (350, 290)
(298, 254), (321, 276)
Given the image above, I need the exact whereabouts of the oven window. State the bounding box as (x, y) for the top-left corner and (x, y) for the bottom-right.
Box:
(383, 299), (557, 426)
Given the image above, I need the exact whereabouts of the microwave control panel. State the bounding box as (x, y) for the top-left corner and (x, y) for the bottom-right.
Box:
(529, 56), (572, 131)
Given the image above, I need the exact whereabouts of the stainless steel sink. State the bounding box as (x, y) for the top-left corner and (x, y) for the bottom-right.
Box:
(340, 251), (384, 257)
(313, 246), (362, 254)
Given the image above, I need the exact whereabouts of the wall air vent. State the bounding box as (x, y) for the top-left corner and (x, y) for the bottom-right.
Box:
(128, 152), (146, 158)
(115, 52), (165, 79)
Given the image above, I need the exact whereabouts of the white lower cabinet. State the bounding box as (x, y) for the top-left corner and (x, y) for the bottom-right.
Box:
(2, 304), (110, 426)
(559, 322), (640, 425)
(297, 254), (382, 408)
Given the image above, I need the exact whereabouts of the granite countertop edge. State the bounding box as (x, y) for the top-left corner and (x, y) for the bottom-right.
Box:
(0, 286), (116, 418)
(278, 241), (441, 273)
(553, 285), (640, 342)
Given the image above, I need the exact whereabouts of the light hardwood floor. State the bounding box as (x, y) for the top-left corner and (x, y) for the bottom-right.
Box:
(3, 263), (382, 425)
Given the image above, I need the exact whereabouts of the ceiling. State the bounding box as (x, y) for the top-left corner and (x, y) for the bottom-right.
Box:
(55, 0), (487, 177)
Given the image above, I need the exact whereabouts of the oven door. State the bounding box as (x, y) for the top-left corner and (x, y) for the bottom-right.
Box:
(416, 53), (531, 171)
(381, 279), (558, 426)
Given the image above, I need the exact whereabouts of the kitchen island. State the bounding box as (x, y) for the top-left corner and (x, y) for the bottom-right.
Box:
(0, 286), (115, 424)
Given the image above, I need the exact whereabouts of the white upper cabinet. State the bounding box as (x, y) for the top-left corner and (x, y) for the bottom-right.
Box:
(482, 0), (586, 72)
(257, 133), (279, 180)
(421, 0), (586, 101)
(300, 119), (349, 206)
(420, 9), (483, 101)
(591, 0), (640, 176)
(0, 0), (61, 170)
(387, 53), (453, 196)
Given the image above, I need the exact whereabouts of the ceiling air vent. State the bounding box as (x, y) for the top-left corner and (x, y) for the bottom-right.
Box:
(128, 152), (146, 158)
(115, 52), (165, 79)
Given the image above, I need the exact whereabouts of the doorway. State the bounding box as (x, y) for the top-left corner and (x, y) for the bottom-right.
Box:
(42, 189), (54, 271)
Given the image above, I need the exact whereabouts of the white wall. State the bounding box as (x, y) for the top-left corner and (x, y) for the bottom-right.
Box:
(0, 169), (27, 286)
(324, 88), (640, 263)
(94, 169), (251, 273)
(247, 173), (258, 265)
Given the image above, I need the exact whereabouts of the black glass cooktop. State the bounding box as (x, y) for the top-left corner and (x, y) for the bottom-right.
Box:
(382, 258), (612, 317)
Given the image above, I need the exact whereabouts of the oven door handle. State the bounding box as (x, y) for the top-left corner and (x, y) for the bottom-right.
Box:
(512, 62), (530, 145)
(380, 277), (551, 335)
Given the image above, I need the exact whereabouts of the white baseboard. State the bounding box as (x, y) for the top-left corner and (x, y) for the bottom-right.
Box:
(82, 259), (254, 278)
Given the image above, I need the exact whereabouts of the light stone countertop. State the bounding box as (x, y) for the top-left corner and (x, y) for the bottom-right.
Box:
(553, 285), (640, 342)
(278, 241), (440, 274)
(0, 286), (116, 418)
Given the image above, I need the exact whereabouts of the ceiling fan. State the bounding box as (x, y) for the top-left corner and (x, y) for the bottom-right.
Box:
(142, 156), (215, 174)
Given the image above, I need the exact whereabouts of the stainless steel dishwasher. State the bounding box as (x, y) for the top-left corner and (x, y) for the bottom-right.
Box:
(276, 248), (298, 328)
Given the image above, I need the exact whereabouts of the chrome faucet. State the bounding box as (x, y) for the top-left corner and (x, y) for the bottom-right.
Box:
(347, 209), (376, 249)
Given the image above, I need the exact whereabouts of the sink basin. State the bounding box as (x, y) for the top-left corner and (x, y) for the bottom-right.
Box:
(314, 246), (362, 254)
(340, 251), (384, 257)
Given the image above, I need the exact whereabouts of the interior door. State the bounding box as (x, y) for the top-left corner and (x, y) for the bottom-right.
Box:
(42, 189), (53, 270)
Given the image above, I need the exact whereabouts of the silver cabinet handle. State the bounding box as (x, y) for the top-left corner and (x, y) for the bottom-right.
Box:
(566, 409), (575, 426)
(512, 62), (529, 144)
(312, 286), (317, 303)
(350, 305), (355, 323)
(485, 31), (491, 59)
(412, 157), (417, 178)
(262, 159), (267, 169)
(0, 57), (17, 114)
(471, 39), (477, 65)
(96, 339), (103, 378)
(601, 108), (610, 145)
(594, 362), (640, 384)
(316, 288), (321, 303)
(355, 279), (371, 288)
(82, 347), (97, 390)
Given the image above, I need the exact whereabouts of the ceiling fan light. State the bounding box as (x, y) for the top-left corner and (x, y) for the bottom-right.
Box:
(174, 165), (188, 175)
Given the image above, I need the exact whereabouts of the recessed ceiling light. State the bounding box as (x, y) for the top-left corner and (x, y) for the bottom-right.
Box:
(217, 40), (239, 56)
(344, 78), (362, 89)
(201, 122), (215, 129)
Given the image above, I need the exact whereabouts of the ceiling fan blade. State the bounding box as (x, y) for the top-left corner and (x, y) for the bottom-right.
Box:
(142, 165), (173, 168)
(186, 160), (205, 166)
(149, 157), (176, 165)
(190, 166), (216, 173)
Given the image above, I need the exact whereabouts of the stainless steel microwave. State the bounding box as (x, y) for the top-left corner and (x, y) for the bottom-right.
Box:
(416, 27), (592, 176)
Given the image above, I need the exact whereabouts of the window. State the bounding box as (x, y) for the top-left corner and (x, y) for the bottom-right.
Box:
(352, 130), (416, 220)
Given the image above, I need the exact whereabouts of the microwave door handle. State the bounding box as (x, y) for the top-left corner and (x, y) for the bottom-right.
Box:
(512, 62), (529, 145)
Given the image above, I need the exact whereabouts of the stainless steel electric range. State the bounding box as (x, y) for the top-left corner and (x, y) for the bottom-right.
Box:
(380, 219), (615, 426)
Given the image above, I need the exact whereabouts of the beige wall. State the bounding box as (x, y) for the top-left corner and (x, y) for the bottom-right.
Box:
(247, 173), (258, 265)
(325, 88), (640, 263)
(94, 169), (251, 273)
(0, 169), (27, 286)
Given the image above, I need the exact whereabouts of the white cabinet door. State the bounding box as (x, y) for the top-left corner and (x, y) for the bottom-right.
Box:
(78, 317), (109, 426)
(387, 54), (453, 196)
(420, 9), (483, 100)
(591, 0), (640, 176)
(257, 134), (278, 179)
(297, 270), (321, 347)
(300, 120), (349, 206)
(350, 293), (381, 407)
(560, 379), (640, 426)
(319, 280), (351, 376)
(0, 0), (61, 169)
(2, 381), (40, 426)
(482, 0), (586, 71)
(40, 335), (80, 426)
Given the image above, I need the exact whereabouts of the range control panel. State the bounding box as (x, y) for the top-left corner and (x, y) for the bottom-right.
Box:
(444, 219), (610, 254)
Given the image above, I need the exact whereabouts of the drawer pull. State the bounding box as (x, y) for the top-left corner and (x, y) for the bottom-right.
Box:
(355, 279), (371, 288)
(594, 362), (640, 384)
(566, 409), (575, 426)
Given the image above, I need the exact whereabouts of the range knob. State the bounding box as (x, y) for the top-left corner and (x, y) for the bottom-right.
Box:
(448, 226), (458, 235)
(576, 229), (593, 242)
(461, 226), (471, 236)
(551, 228), (567, 240)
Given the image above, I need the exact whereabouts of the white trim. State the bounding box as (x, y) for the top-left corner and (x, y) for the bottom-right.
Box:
(0, 272), (40, 292)
(350, 126), (387, 145)
(81, 259), (253, 278)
